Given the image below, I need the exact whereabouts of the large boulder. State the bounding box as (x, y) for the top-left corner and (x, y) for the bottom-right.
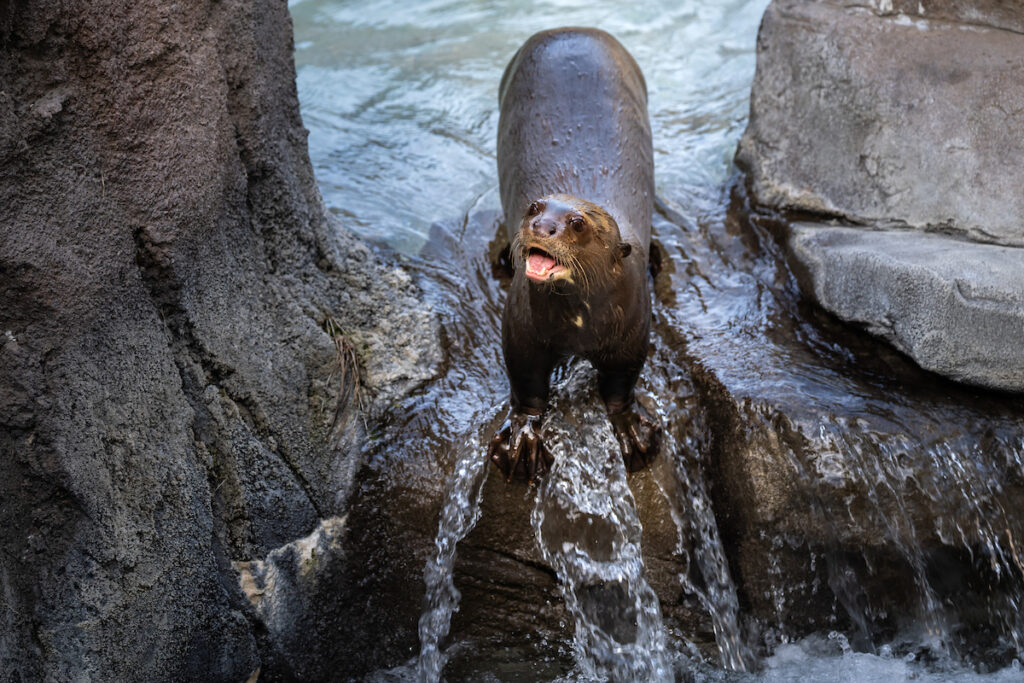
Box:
(736, 0), (1024, 391)
(0, 1), (438, 680)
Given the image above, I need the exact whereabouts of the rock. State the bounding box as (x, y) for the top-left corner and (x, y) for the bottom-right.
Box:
(787, 224), (1024, 392)
(0, 1), (439, 680)
(737, 0), (1024, 247)
(861, 0), (1024, 34)
(736, 0), (1024, 391)
(234, 517), (349, 681)
(652, 195), (1024, 662)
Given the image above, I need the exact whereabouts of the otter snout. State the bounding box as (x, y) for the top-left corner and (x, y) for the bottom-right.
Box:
(530, 213), (563, 238)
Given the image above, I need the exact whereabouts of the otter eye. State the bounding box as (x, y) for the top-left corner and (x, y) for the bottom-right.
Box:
(526, 201), (541, 217)
(569, 216), (585, 233)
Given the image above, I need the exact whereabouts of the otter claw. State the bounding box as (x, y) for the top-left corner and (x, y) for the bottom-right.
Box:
(488, 411), (553, 483)
(608, 402), (661, 472)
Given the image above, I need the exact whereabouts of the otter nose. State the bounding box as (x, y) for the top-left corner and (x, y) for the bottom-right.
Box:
(531, 215), (562, 238)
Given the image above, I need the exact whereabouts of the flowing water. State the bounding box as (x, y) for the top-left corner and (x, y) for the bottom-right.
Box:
(527, 368), (673, 682)
(291, 0), (1024, 680)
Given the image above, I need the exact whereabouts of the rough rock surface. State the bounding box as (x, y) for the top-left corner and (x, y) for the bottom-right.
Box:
(653, 194), (1024, 661)
(0, 1), (438, 680)
(234, 517), (350, 680)
(788, 225), (1024, 392)
(737, 0), (1024, 391)
(737, 0), (1024, 246)
(863, 0), (1024, 34)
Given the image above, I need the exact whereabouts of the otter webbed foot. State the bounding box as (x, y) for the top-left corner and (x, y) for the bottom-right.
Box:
(608, 401), (661, 472)
(488, 411), (554, 483)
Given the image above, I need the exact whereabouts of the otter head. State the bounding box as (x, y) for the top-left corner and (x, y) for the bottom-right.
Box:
(513, 194), (632, 290)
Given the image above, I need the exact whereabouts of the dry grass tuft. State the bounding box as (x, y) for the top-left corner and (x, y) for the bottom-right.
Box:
(322, 314), (364, 433)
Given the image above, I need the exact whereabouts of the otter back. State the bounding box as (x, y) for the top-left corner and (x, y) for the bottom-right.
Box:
(497, 27), (653, 257)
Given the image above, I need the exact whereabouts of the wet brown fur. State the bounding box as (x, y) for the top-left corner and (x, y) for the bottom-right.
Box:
(489, 27), (658, 479)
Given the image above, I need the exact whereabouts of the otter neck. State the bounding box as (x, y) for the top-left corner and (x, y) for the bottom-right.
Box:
(523, 271), (617, 307)
(519, 265), (627, 342)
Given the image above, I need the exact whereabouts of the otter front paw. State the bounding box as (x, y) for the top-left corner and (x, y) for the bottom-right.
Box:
(488, 411), (554, 483)
(608, 402), (661, 473)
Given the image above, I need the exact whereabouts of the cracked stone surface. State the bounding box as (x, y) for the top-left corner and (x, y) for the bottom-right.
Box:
(0, 1), (439, 680)
(736, 0), (1024, 390)
(737, 0), (1024, 247)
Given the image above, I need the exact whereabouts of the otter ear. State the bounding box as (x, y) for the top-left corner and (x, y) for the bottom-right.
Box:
(619, 242), (632, 260)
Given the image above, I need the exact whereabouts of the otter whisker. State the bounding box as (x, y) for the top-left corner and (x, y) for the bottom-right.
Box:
(576, 255), (594, 297)
(565, 252), (587, 296)
(511, 232), (526, 268)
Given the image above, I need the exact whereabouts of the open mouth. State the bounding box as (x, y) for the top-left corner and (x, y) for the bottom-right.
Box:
(524, 247), (567, 282)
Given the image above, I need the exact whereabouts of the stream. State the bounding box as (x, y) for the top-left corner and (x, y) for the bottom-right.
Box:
(290, 0), (1024, 680)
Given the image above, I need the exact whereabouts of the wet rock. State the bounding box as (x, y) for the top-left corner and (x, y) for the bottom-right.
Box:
(443, 361), (718, 676)
(736, 0), (1024, 391)
(653, 193), (1024, 662)
(698, 348), (1024, 660)
(0, 1), (438, 680)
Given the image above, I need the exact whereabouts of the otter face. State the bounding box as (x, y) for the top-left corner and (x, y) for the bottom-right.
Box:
(514, 194), (625, 287)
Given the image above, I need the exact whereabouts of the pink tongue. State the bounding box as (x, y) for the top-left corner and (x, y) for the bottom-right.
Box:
(527, 251), (556, 275)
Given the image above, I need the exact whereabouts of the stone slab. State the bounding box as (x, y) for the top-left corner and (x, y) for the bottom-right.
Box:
(788, 223), (1024, 391)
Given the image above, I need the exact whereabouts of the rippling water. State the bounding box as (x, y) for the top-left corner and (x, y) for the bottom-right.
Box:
(292, 0), (765, 254)
(292, 1), (1024, 680)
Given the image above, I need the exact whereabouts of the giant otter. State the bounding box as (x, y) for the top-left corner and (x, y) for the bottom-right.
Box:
(489, 27), (660, 481)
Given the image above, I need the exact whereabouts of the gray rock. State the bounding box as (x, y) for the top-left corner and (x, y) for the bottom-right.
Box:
(737, 0), (1024, 247)
(234, 517), (349, 680)
(788, 224), (1024, 392)
(858, 0), (1024, 34)
(737, 0), (1024, 391)
(0, 0), (439, 680)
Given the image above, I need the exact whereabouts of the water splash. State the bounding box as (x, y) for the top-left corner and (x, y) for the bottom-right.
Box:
(654, 429), (755, 671)
(817, 424), (950, 654)
(645, 281), (755, 672)
(416, 427), (492, 682)
(817, 424), (1024, 659)
(530, 366), (673, 682)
